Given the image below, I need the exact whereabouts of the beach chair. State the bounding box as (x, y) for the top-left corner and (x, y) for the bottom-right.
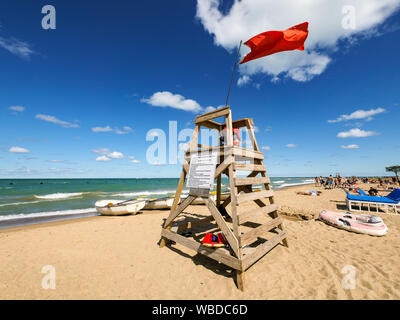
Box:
(345, 188), (400, 214)
(357, 188), (367, 196)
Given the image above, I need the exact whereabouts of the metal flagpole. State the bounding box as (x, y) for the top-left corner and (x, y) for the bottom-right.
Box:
(225, 40), (243, 107)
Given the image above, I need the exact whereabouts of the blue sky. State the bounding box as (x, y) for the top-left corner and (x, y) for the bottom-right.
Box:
(0, 0), (399, 178)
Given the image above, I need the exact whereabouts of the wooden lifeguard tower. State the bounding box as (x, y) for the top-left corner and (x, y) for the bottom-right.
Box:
(159, 106), (288, 290)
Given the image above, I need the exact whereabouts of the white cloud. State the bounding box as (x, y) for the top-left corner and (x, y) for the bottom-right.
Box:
(0, 37), (34, 60)
(115, 126), (133, 135)
(9, 105), (25, 112)
(328, 107), (386, 123)
(92, 126), (113, 133)
(237, 75), (251, 87)
(286, 144), (297, 148)
(36, 114), (79, 128)
(91, 125), (132, 134)
(337, 128), (379, 138)
(107, 151), (124, 159)
(262, 146), (271, 151)
(204, 106), (216, 113)
(141, 91), (203, 113)
(96, 155), (111, 162)
(92, 148), (111, 155)
(196, 0), (400, 82)
(9, 146), (30, 153)
(92, 148), (124, 160)
(341, 144), (360, 149)
(131, 159), (141, 164)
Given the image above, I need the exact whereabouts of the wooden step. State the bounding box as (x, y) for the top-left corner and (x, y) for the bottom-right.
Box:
(241, 230), (287, 270)
(240, 217), (282, 247)
(232, 147), (264, 160)
(234, 177), (270, 186)
(234, 163), (266, 172)
(238, 204), (278, 224)
(161, 228), (240, 270)
(236, 190), (274, 204)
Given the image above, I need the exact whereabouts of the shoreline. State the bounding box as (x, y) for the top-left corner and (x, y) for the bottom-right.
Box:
(0, 182), (315, 231)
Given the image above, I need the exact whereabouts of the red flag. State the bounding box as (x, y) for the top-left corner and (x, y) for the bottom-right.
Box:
(240, 22), (309, 64)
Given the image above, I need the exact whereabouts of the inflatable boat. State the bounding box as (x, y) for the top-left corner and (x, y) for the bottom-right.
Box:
(318, 210), (388, 236)
(143, 197), (174, 210)
(95, 199), (147, 216)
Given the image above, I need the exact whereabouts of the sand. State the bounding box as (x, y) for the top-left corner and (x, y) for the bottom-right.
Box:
(1, 183), (399, 299)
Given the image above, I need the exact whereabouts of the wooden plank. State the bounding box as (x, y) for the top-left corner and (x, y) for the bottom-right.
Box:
(246, 119), (259, 151)
(238, 203), (278, 224)
(232, 147), (264, 160)
(235, 177), (270, 186)
(234, 163), (266, 172)
(194, 106), (230, 124)
(242, 230), (287, 270)
(197, 120), (222, 131)
(160, 168), (187, 248)
(189, 125), (200, 150)
(183, 160), (190, 173)
(236, 270), (245, 291)
(164, 195), (195, 228)
(221, 194), (231, 208)
(231, 118), (251, 129)
(225, 111), (241, 245)
(185, 146), (232, 157)
(214, 158), (232, 179)
(206, 199), (240, 257)
(236, 190), (274, 204)
(172, 215), (215, 232)
(161, 229), (240, 270)
(240, 217), (282, 247)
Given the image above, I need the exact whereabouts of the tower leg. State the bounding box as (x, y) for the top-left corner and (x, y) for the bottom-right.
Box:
(236, 269), (245, 291)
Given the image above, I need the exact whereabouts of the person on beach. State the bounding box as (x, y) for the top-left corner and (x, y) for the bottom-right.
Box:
(327, 175), (334, 189)
(315, 176), (320, 186)
(337, 176), (342, 187)
(368, 187), (378, 196)
(296, 191), (322, 196)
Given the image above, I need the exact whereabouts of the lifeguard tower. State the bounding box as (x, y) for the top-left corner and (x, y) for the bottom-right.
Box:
(159, 106), (288, 290)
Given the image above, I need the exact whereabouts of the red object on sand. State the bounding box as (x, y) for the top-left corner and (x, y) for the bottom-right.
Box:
(240, 22), (309, 64)
(202, 233), (227, 248)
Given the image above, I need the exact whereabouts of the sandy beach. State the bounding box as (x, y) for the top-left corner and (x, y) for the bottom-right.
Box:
(0, 183), (399, 300)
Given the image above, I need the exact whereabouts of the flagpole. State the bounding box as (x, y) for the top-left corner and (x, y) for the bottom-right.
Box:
(225, 40), (242, 107)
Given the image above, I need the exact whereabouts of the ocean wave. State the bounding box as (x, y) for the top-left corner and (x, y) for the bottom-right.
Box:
(0, 200), (43, 207)
(273, 180), (285, 184)
(34, 192), (83, 200)
(0, 208), (97, 222)
(275, 181), (314, 190)
(112, 189), (178, 197)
